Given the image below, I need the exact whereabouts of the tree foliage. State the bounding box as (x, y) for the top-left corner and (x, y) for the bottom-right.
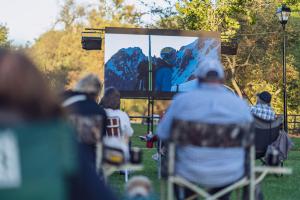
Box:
(0, 24), (10, 47)
(28, 0), (300, 115)
(29, 0), (142, 91)
(144, 0), (300, 114)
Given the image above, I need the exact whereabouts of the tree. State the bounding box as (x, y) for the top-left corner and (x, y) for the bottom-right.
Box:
(146, 0), (300, 114)
(0, 24), (10, 47)
(29, 0), (143, 91)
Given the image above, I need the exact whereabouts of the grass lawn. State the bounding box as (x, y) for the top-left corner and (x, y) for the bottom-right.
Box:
(108, 124), (300, 199)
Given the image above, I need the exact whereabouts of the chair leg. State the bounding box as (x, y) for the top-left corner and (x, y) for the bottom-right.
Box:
(249, 146), (255, 200)
(236, 188), (241, 200)
(167, 178), (174, 200)
(125, 169), (128, 182)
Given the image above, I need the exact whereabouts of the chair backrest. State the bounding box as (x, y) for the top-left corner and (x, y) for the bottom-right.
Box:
(106, 117), (122, 138)
(0, 121), (78, 200)
(69, 115), (103, 144)
(254, 116), (283, 158)
(170, 119), (254, 148)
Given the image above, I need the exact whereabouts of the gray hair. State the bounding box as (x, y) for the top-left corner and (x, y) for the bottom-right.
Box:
(74, 74), (102, 95)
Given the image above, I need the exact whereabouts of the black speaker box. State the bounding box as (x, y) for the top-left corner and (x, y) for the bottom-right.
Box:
(82, 36), (102, 50)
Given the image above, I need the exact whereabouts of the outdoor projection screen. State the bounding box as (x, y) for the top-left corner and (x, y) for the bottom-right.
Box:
(104, 27), (220, 99)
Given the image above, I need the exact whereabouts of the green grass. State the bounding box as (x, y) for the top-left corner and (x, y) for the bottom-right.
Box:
(108, 124), (300, 199)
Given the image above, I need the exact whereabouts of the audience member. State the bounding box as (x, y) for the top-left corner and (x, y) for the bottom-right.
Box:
(250, 91), (276, 121)
(157, 59), (253, 200)
(62, 74), (107, 168)
(0, 48), (62, 122)
(124, 176), (157, 200)
(0, 49), (117, 200)
(101, 87), (133, 142)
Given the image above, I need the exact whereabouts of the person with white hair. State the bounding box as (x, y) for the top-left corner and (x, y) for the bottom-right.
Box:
(157, 59), (253, 199)
(62, 74), (107, 170)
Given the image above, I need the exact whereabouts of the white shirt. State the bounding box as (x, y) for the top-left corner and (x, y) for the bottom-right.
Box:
(104, 108), (134, 137)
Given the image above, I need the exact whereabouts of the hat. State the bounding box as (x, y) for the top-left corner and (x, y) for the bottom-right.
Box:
(74, 74), (102, 94)
(257, 91), (272, 104)
(125, 176), (152, 198)
(194, 59), (224, 79)
(160, 47), (176, 64)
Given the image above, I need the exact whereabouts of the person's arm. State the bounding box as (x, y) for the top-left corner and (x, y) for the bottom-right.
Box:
(98, 106), (107, 138)
(121, 112), (134, 138)
(156, 98), (178, 140)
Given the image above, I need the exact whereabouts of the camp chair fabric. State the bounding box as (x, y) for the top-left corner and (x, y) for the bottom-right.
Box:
(166, 119), (255, 200)
(254, 116), (283, 159)
(0, 121), (77, 200)
(69, 115), (103, 144)
(106, 117), (122, 138)
(102, 116), (130, 182)
(170, 119), (254, 148)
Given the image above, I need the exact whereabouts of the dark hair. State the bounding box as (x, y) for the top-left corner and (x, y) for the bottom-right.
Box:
(198, 70), (224, 83)
(101, 87), (121, 110)
(0, 48), (63, 121)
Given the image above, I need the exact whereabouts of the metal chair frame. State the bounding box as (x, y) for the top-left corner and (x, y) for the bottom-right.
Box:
(97, 116), (131, 182)
(166, 119), (292, 200)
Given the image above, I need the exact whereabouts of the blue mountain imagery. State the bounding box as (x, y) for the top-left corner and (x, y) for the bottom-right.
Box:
(104, 38), (220, 92)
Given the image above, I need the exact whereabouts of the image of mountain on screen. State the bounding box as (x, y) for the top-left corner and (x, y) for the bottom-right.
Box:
(171, 38), (220, 87)
(105, 47), (147, 91)
(104, 37), (220, 94)
(135, 60), (149, 91)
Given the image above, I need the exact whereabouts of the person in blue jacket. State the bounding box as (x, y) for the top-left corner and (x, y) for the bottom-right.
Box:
(155, 47), (176, 92)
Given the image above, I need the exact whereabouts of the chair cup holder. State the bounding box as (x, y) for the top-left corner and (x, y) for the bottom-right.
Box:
(265, 148), (280, 166)
(130, 147), (142, 164)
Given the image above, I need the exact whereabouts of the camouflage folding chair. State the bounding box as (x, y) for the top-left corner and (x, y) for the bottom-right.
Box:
(166, 119), (292, 200)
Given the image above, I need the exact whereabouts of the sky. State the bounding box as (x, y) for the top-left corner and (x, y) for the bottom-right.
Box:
(0, 0), (60, 45)
(0, 0), (166, 45)
(105, 34), (198, 62)
(0, 0), (105, 45)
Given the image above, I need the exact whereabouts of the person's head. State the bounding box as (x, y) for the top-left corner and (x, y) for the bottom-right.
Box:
(194, 59), (225, 84)
(101, 87), (121, 110)
(125, 176), (152, 199)
(74, 74), (102, 100)
(0, 48), (63, 121)
(160, 47), (176, 65)
(256, 91), (272, 105)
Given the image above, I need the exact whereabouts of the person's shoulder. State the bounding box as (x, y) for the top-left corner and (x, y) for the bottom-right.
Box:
(171, 91), (191, 102)
(76, 99), (105, 115)
(221, 90), (251, 109)
(105, 109), (129, 118)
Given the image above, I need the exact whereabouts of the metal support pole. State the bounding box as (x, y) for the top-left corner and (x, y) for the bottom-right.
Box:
(147, 34), (152, 133)
(151, 97), (154, 133)
(282, 25), (288, 132)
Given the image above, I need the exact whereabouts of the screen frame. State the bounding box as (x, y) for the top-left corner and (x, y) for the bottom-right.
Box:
(104, 27), (221, 100)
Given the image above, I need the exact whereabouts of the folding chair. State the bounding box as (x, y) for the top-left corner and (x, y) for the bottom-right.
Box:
(166, 119), (292, 200)
(98, 116), (130, 182)
(106, 117), (122, 138)
(254, 116), (283, 161)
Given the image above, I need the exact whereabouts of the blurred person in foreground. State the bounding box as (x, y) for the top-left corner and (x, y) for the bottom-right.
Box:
(250, 91), (276, 121)
(156, 59), (253, 199)
(0, 49), (117, 200)
(124, 176), (158, 200)
(100, 87), (133, 143)
(62, 74), (107, 169)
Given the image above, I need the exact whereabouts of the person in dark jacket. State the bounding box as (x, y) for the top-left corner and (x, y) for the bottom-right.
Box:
(63, 74), (107, 170)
